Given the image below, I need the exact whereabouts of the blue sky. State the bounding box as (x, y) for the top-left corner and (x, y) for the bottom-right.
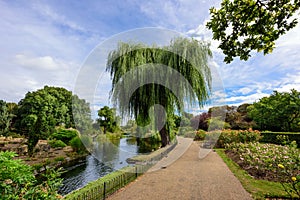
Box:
(1, 0), (300, 115)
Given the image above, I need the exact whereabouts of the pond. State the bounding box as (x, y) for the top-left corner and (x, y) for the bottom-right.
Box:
(58, 136), (140, 195)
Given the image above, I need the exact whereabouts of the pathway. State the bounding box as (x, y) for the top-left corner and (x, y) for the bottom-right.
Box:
(107, 137), (253, 200)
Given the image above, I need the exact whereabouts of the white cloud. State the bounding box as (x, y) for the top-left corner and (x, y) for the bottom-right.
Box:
(237, 87), (253, 95)
(15, 54), (67, 71)
(32, 3), (87, 34)
(139, 0), (221, 31)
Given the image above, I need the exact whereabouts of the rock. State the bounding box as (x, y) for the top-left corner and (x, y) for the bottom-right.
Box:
(63, 146), (73, 153)
(34, 140), (51, 152)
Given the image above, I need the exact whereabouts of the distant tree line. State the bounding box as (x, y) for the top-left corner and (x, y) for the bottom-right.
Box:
(188, 89), (300, 132)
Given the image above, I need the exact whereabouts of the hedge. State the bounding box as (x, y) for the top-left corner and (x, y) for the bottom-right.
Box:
(260, 132), (300, 147)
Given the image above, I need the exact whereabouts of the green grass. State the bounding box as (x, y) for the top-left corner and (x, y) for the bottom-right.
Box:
(215, 149), (291, 199)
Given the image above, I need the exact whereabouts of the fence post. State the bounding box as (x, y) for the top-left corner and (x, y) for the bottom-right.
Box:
(103, 181), (106, 200)
(135, 166), (138, 178)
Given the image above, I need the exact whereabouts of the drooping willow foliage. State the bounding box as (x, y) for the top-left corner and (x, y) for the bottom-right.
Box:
(106, 37), (212, 146)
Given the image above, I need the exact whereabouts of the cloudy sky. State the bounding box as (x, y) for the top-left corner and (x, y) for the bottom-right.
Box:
(1, 0), (300, 114)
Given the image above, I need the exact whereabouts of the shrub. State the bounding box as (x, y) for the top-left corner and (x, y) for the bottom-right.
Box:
(194, 129), (206, 140)
(184, 131), (196, 138)
(51, 128), (78, 144)
(54, 156), (65, 162)
(70, 136), (86, 153)
(205, 129), (261, 148)
(0, 151), (62, 199)
(226, 142), (300, 198)
(260, 132), (300, 147)
(178, 126), (193, 136)
(48, 139), (67, 148)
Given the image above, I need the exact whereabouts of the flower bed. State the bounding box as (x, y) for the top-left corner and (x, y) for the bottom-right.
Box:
(195, 129), (261, 148)
(225, 142), (300, 198)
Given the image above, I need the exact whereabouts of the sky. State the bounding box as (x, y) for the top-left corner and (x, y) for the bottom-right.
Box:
(1, 0), (300, 116)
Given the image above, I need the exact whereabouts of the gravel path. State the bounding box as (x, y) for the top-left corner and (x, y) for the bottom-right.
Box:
(107, 137), (253, 200)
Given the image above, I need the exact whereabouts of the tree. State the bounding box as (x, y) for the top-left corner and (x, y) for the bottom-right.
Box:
(190, 112), (211, 130)
(248, 89), (300, 131)
(6, 102), (18, 133)
(106, 37), (212, 147)
(0, 100), (11, 136)
(97, 106), (118, 134)
(15, 86), (92, 152)
(207, 0), (300, 63)
(225, 103), (254, 130)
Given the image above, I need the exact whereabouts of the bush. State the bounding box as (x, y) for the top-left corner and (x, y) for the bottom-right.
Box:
(54, 156), (65, 162)
(184, 131), (196, 138)
(48, 139), (67, 148)
(70, 136), (86, 153)
(0, 151), (62, 199)
(260, 132), (300, 147)
(205, 129), (261, 148)
(194, 129), (206, 140)
(226, 142), (300, 198)
(178, 126), (193, 136)
(51, 128), (78, 144)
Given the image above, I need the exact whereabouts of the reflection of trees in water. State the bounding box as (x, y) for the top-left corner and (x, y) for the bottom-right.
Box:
(93, 135), (120, 168)
(138, 137), (161, 153)
(125, 134), (161, 153)
(125, 136), (137, 145)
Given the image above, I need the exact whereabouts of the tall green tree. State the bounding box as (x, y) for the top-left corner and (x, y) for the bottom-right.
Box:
(106, 37), (212, 146)
(207, 0), (300, 63)
(248, 89), (300, 131)
(97, 106), (118, 133)
(0, 100), (11, 136)
(15, 86), (92, 152)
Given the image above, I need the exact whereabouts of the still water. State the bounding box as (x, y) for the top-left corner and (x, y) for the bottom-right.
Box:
(59, 136), (139, 195)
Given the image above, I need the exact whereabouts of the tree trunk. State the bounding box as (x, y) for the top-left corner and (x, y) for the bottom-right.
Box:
(159, 125), (170, 147)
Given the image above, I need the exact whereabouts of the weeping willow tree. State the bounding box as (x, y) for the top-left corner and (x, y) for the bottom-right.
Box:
(106, 37), (212, 147)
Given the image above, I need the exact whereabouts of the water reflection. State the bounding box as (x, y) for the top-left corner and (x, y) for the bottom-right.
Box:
(59, 136), (139, 195)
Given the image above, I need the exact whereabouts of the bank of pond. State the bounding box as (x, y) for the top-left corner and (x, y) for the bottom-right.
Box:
(59, 133), (166, 196)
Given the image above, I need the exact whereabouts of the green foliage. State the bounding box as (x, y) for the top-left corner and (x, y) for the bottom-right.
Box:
(207, 0), (300, 63)
(51, 128), (78, 144)
(216, 149), (292, 199)
(14, 86), (92, 153)
(97, 106), (119, 134)
(183, 130), (196, 138)
(277, 164), (300, 198)
(48, 139), (67, 148)
(0, 151), (62, 199)
(54, 156), (65, 162)
(0, 100), (12, 136)
(207, 117), (230, 130)
(226, 142), (300, 181)
(180, 116), (191, 127)
(64, 166), (147, 200)
(71, 94), (93, 132)
(204, 129), (261, 148)
(248, 89), (300, 132)
(194, 129), (206, 140)
(106, 37), (212, 146)
(276, 135), (290, 146)
(16, 86), (72, 135)
(226, 142), (300, 198)
(260, 132), (300, 147)
(70, 136), (87, 153)
(178, 126), (193, 136)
